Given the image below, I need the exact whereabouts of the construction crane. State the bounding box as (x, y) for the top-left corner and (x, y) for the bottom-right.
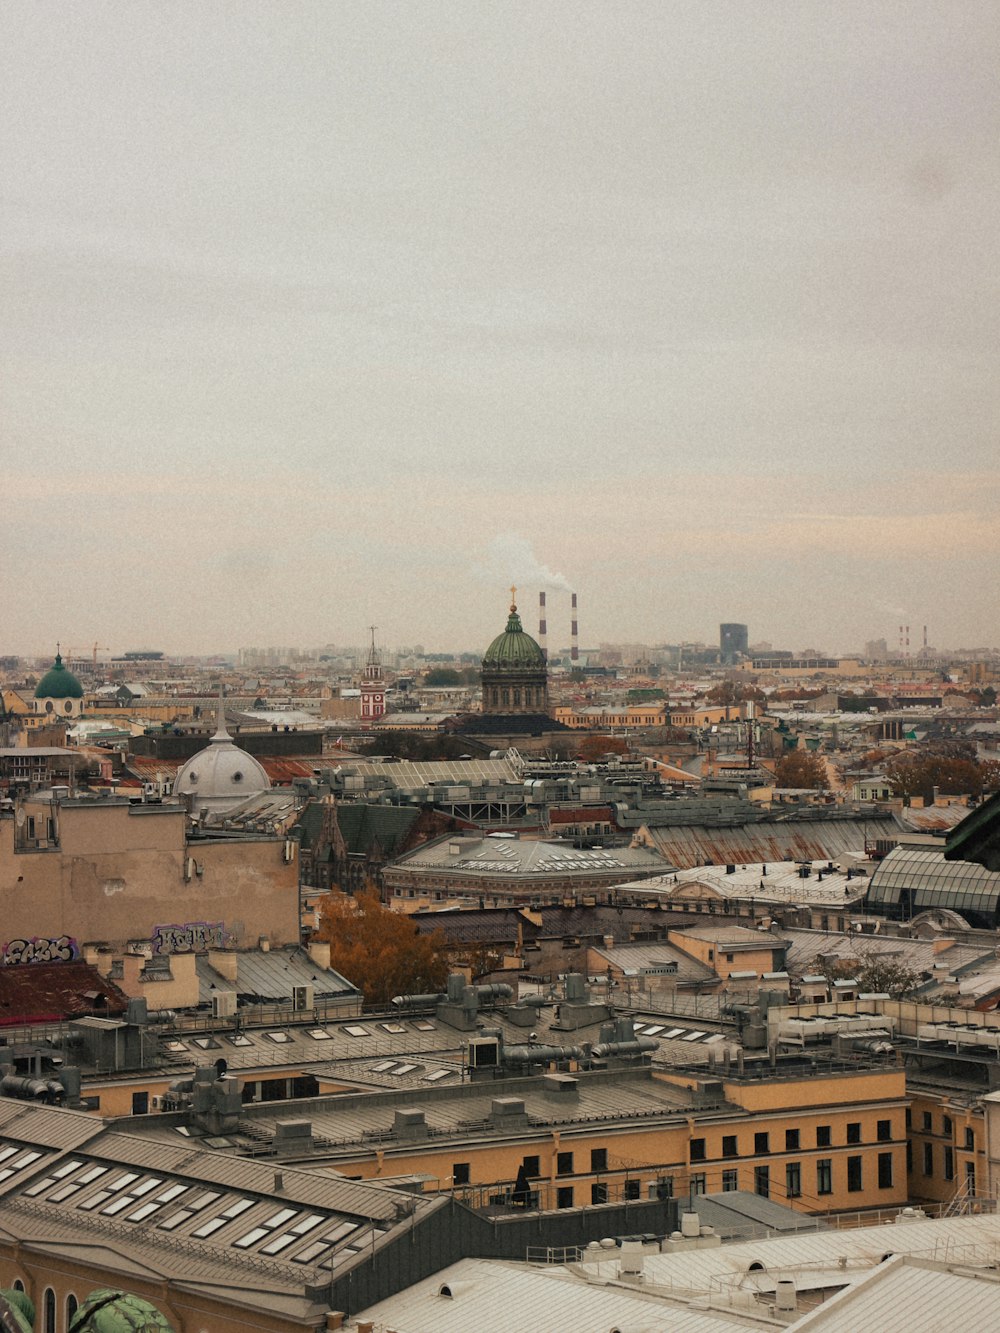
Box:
(92, 642), (110, 667)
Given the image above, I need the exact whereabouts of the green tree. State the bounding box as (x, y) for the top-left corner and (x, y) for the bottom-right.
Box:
(773, 750), (829, 789)
(315, 888), (449, 1006)
(423, 668), (461, 686)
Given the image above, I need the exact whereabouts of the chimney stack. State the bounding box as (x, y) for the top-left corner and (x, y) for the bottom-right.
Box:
(539, 591), (547, 661)
(571, 592), (579, 663)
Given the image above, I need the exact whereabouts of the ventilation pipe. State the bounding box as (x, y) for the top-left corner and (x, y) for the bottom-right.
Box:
(589, 1037), (657, 1059)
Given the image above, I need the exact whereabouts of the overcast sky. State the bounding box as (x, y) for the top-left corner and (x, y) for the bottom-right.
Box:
(3, 3), (998, 658)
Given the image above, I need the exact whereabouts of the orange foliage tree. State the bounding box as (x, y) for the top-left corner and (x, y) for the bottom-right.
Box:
(315, 888), (449, 1006)
(575, 735), (629, 761)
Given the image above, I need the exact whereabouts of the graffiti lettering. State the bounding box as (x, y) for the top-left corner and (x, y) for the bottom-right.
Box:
(152, 921), (226, 954)
(3, 935), (79, 966)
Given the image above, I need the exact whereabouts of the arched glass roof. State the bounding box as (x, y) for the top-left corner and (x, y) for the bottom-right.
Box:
(866, 845), (1000, 925)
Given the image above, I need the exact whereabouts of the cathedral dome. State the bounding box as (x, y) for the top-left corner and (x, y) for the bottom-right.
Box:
(34, 652), (84, 700)
(173, 709), (270, 817)
(482, 602), (545, 670)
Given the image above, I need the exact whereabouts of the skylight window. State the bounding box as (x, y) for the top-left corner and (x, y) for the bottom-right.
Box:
(344, 1025), (369, 1038)
(260, 1232), (297, 1255)
(265, 1031), (292, 1044)
(307, 1029), (332, 1041)
(292, 1240), (330, 1264)
(380, 1023), (406, 1035)
(51, 1159), (82, 1179)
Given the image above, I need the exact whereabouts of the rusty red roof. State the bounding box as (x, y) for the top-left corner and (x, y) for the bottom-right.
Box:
(0, 962), (129, 1026)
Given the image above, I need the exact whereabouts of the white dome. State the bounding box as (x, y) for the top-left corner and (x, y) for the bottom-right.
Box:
(173, 715), (270, 817)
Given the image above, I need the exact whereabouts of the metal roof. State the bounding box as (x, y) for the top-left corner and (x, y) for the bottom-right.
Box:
(642, 818), (893, 869)
(789, 1251), (1000, 1331)
(351, 1256), (754, 1333)
(196, 947), (359, 1003)
(0, 1101), (428, 1322)
(393, 834), (669, 878)
(335, 757), (519, 789)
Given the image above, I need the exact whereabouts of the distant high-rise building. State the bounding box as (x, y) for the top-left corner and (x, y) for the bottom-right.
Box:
(720, 623), (749, 664)
(865, 638), (889, 662)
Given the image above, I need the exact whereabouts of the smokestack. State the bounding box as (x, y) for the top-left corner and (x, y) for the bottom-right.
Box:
(571, 592), (579, 662)
(538, 591), (547, 661)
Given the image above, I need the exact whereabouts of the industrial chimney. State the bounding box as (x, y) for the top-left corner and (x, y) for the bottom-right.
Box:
(571, 592), (579, 663)
(539, 591), (547, 661)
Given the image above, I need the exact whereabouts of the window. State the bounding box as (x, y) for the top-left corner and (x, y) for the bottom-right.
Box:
(785, 1129), (800, 1151)
(522, 1155), (540, 1178)
(943, 1115), (953, 1136)
(722, 1135), (738, 1158)
(847, 1157), (863, 1192)
(590, 1148), (607, 1172)
(847, 1122), (861, 1145)
(878, 1152), (894, 1189)
(817, 1159), (832, 1195)
(877, 1119), (891, 1142)
(690, 1173), (706, 1196)
(624, 1178), (641, 1201)
(906, 1141), (913, 1173)
(944, 1147), (954, 1181)
(965, 1128), (976, 1152)
(689, 1138), (706, 1163)
(923, 1143), (934, 1176)
(754, 1132), (769, 1154)
(591, 1182), (608, 1204)
(816, 1125), (831, 1148)
(923, 1111), (933, 1133)
(905, 1108), (912, 1129)
(557, 1152), (574, 1176)
(754, 1165), (769, 1198)
(785, 1162), (801, 1198)
(966, 1161), (977, 1192)
(722, 1169), (738, 1192)
(452, 1163), (470, 1186)
(132, 1091), (149, 1115)
(43, 1289), (55, 1333)
(557, 1186), (574, 1208)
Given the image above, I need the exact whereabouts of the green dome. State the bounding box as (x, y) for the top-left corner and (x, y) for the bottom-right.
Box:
(70, 1289), (174, 1331)
(483, 603), (545, 670)
(34, 652), (84, 700)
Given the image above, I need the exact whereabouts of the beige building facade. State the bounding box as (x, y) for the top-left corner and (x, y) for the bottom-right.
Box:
(0, 795), (299, 953)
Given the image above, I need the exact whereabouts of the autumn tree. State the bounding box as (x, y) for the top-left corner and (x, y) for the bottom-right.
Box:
(812, 946), (919, 999)
(883, 754), (983, 803)
(773, 750), (829, 790)
(576, 735), (629, 762)
(315, 888), (449, 1006)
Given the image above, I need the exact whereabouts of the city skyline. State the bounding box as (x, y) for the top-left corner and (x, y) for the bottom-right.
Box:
(4, 4), (998, 654)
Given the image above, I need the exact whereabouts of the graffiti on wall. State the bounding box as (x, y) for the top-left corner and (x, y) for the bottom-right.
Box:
(152, 920), (227, 954)
(2, 935), (79, 966)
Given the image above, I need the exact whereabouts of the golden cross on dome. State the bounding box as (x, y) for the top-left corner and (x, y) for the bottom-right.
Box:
(509, 585), (517, 610)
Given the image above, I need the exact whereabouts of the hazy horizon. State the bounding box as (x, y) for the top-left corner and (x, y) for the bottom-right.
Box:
(4, 4), (998, 655)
